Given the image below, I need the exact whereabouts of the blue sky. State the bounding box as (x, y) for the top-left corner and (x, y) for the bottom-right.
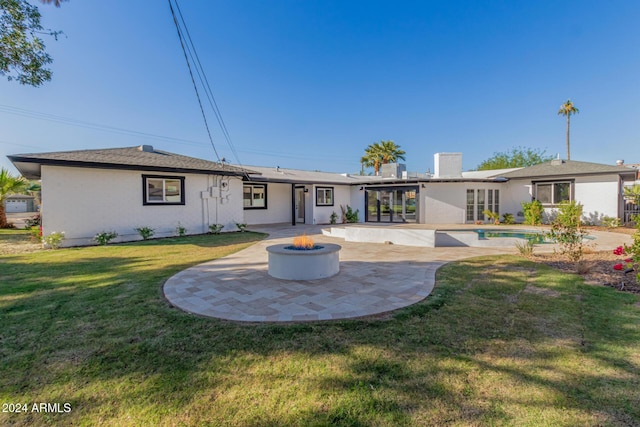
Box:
(2, 0), (639, 175)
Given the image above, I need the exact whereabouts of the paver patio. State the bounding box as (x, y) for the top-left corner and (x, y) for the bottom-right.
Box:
(163, 224), (631, 322)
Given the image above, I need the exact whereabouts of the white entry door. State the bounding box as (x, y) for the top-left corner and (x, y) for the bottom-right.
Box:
(295, 188), (305, 223)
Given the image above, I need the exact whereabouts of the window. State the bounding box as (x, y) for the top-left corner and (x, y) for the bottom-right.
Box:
(466, 189), (474, 221)
(143, 175), (184, 205)
(477, 189), (485, 221)
(535, 181), (572, 205)
(316, 187), (334, 206)
(243, 184), (266, 209)
(487, 189), (500, 214)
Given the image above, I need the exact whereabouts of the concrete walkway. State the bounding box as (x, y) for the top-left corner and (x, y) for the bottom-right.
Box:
(163, 224), (631, 323)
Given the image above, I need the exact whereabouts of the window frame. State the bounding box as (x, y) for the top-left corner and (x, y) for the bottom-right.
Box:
(315, 186), (335, 207)
(243, 184), (268, 210)
(142, 175), (185, 206)
(466, 189), (475, 221)
(533, 180), (574, 206)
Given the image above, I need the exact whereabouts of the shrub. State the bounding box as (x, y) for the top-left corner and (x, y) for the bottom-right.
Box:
(235, 223), (247, 232)
(44, 231), (65, 249)
(601, 216), (620, 229)
(29, 225), (43, 242)
(134, 226), (155, 240)
(576, 260), (592, 275)
(547, 201), (589, 262)
(621, 215), (640, 284)
(24, 214), (41, 228)
(515, 239), (534, 257)
(502, 213), (515, 224)
(94, 230), (118, 245)
(482, 210), (500, 224)
(341, 205), (359, 223)
(522, 200), (543, 225)
(208, 224), (224, 234)
(330, 212), (338, 225)
(176, 223), (187, 237)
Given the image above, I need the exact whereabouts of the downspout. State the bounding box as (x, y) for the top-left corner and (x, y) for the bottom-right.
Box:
(215, 175), (219, 227)
(291, 184), (296, 226)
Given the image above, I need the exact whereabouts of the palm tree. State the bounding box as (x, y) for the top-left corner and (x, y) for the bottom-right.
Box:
(361, 144), (383, 176)
(361, 140), (406, 176)
(558, 99), (579, 160)
(378, 140), (406, 164)
(0, 168), (29, 228)
(624, 184), (640, 205)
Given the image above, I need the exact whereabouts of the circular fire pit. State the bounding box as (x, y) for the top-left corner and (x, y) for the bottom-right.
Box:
(266, 243), (341, 280)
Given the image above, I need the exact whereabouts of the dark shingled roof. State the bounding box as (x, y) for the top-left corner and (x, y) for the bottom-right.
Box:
(500, 159), (637, 180)
(8, 146), (256, 179)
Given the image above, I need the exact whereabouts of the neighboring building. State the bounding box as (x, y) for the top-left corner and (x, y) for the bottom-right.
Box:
(8, 146), (638, 246)
(4, 194), (36, 213)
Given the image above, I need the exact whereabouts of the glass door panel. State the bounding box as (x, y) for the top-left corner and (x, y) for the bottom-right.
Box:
(366, 187), (418, 223)
(404, 190), (417, 222)
(379, 191), (391, 222)
(366, 190), (379, 222)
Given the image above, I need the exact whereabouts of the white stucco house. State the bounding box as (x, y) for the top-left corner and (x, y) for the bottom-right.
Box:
(8, 145), (638, 247)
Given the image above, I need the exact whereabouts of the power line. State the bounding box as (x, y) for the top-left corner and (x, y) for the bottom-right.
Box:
(0, 104), (351, 164)
(173, 1), (242, 167)
(0, 104), (205, 147)
(168, 0), (221, 161)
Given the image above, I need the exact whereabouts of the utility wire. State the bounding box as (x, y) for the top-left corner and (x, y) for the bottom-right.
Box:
(173, 1), (242, 167)
(0, 104), (204, 147)
(0, 104), (352, 165)
(168, 0), (221, 161)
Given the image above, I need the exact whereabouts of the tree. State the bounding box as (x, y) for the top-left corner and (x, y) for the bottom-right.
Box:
(1, 0), (64, 86)
(360, 140), (406, 176)
(476, 146), (553, 170)
(624, 184), (640, 205)
(0, 167), (29, 228)
(558, 99), (579, 160)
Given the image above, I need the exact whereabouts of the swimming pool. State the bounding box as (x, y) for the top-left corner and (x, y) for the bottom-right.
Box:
(475, 229), (550, 244)
(323, 226), (595, 248)
(474, 229), (596, 244)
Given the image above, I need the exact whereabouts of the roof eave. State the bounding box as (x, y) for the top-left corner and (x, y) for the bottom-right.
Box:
(7, 156), (248, 178)
(507, 170), (637, 180)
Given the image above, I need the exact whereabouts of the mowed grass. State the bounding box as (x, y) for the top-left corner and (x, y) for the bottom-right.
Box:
(1, 230), (639, 426)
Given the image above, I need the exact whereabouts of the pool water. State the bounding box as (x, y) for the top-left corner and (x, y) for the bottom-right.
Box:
(476, 229), (550, 244)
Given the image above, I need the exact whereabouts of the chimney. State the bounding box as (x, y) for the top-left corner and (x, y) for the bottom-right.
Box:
(138, 145), (154, 153)
(616, 159), (624, 166)
(381, 163), (406, 179)
(433, 153), (462, 178)
(551, 153), (565, 166)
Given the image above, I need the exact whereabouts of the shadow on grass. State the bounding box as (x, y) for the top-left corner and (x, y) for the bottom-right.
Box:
(1, 250), (639, 425)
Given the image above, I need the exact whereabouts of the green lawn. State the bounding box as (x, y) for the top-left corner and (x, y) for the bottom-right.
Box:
(1, 231), (639, 426)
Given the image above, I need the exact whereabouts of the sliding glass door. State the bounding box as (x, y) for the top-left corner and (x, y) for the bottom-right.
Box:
(365, 187), (418, 223)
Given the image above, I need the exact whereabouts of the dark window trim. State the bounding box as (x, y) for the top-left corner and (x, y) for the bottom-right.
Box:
(315, 186), (334, 207)
(142, 174), (185, 206)
(532, 179), (575, 206)
(243, 183), (268, 210)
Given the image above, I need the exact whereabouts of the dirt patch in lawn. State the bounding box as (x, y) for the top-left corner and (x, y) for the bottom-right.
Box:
(0, 238), (42, 255)
(533, 251), (639, 294)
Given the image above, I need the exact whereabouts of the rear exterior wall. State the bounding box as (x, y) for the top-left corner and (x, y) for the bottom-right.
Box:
(41, 165), (243, 246)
